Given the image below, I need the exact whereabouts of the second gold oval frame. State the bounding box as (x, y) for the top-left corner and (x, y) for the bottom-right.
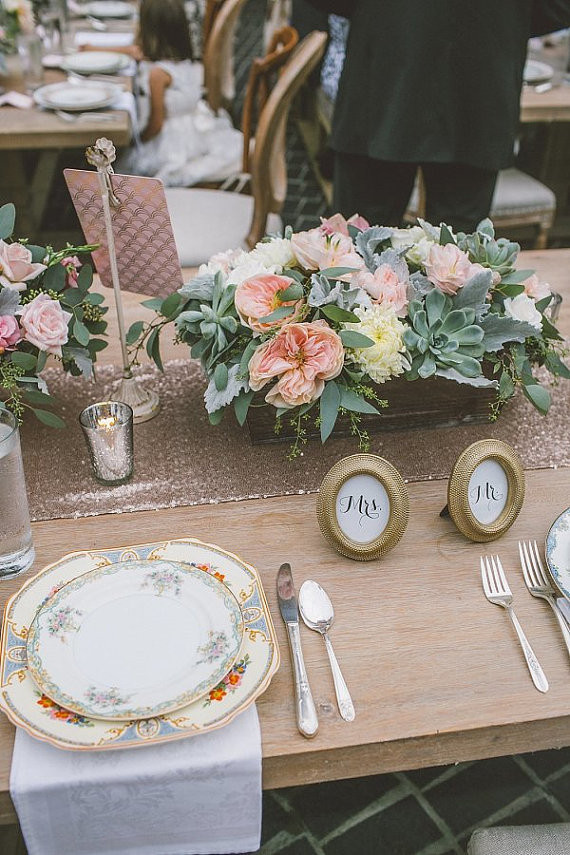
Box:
(316, 454), (409, 561)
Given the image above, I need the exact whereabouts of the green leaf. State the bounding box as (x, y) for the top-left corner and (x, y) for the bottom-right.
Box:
(73, 319), (90, 347)
(43, 262), (67, 292)
(85, 292), (105, 305)
(541, 315), (563, 342)
(523, 383), (551, 415)
(339, 387), (380, 414)
(146, 327), (164, 371)
(535, 295), (552, 313)
(258, 305), (295, 323)
(318, 266), (359, 278)
(33, 408), (66, 429)
(142, 297), (164, 311)
(214, 362), (228, 391)
(0, 203), (15, 240)
(439, 224), (456, 246)
(126, 320), (145, 345)
(11, 351), (37, 370)
(76, 263), (93, 291)
(61, 289), (84, 308)
(233, 390), (255, 426)
(36, 350), (48, 372)
(498, 283), (525, 298)
(160, 291), (182, 319)
(499, 371), (515, 399)
(319, 380), (341, 443)
(279, 282), (304, 301)
(321, 304), (360, 324)
(27, 245), (47, 264)
(208, 409), (224, 425)
(282, 268), (305, 284)
(480, 314), (539, 352)
(499, 269), (535, 285)
(88, 338), (108, 353)
(339, 329), (375, 349)
(23, 389), (54, 407)
(545, 351), (570, 379)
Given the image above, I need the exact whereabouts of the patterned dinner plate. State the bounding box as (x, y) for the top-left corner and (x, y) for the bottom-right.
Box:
(545, 507), (570, 598)
(26, 559), (244, 721)
(0, 539), (280, 750)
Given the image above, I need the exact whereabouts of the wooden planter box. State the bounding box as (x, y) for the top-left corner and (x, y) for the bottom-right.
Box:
(246, 377), (496, 444)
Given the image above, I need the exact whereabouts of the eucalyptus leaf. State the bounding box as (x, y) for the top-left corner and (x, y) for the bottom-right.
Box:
(208, 409), (224, 425)
(23, 389), (54, 407)
(321, 304), (360, 323)
(318, 266), (359, 278)
(126, 320), (145, 345)
(160, 291), (182, 319)
(233, 389), (255, 426)
(43, 262), (66, 292)
(439, 224), (456, 246)
(27, 245), (47, 264)
(34, 408), (66, 429)
(319, 380), (340, 443)
(146, 328), (163, 371)
(279, 282), (304, 301)
(0, 203), (15, 240)
(73, 319), (90, 347)
(214, 362), (228, 391)
(545, 351), (570, 379)
(141, 297), (164, 311)
(11, 351), (37, 370)
(523, 383), (551, 415)
(258, 305), (295, 323)
(339, 330), (375, 349)
(76, 263), (93, 291)
(339, 387), (379, 414)
(498, 269), (535, 285)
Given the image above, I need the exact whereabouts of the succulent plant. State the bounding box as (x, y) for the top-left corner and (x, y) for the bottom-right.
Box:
(457, 219), (519, 278)
(403, 288), (485, 379)
(175, 273), (240, 369)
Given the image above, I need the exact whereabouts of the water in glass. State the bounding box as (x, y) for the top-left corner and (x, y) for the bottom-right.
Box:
(0, 410), (34, 578)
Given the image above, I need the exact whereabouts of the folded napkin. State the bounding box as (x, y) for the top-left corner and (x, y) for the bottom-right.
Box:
(11, 705), (262, 855)
(74, 31), (135, 48)
(0, 91), (34, 108)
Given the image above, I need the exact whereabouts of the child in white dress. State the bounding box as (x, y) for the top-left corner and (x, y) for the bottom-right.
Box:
(115, 0), (242, 186)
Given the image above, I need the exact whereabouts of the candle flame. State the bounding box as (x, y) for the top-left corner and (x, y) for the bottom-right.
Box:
(97, 415), (117, 430)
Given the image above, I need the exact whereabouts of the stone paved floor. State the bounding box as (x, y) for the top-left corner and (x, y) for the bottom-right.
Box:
(20, 5), (570, 854)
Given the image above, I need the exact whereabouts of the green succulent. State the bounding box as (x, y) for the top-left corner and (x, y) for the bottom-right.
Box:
(403, 288), (486, 379)
(458, 219), (519, 278)
(175, 273), (239, 368)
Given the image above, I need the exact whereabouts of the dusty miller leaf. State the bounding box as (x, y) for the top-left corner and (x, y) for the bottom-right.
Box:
(204, 363), (249, 414)
(480, 314), (539, 352)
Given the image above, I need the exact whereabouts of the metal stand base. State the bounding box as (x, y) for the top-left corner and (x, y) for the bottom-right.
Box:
(111, 375), (160, 424)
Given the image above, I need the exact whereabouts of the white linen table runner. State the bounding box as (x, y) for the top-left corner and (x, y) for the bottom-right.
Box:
(10, 705), (261, 855)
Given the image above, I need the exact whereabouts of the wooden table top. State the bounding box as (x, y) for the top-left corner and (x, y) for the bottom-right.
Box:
(0, 249), (569, 825)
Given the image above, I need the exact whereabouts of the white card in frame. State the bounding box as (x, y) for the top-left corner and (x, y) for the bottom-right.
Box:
(316, 454), (409, 561)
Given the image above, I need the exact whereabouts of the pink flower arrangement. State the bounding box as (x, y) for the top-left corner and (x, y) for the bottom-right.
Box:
(18, 293), (72, 356)
(353, 264), (408, 315)
(291, 227), (364, 275)
(320, 213), (370, 236)
(61, 255), (82, 287)
(0, 315), (21, 351)
(424, 243), (485, 295)
(234, 273), (304, 333)
(248, 320), (344, 408)
(0, 240), (46, 291)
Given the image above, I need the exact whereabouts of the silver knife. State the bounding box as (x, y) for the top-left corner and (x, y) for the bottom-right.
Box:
(277, 563), (319, 739)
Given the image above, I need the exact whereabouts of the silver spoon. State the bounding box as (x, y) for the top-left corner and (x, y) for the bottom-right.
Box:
(299, 580), (355, 721)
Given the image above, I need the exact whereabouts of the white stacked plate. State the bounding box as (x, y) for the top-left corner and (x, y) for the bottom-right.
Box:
(524, 59), (554, 85)
(62, 51), (131, 76)
(34, 80), (122, 111)
(85, 1), (134, 18)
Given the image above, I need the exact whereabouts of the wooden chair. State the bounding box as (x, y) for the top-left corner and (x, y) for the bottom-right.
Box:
(405, 167), (555, 248)
(165, 30), (327, 267)
(203, 0), (248, 114)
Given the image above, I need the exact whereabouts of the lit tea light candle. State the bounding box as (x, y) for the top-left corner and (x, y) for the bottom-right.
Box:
(79, 402), (134, 485)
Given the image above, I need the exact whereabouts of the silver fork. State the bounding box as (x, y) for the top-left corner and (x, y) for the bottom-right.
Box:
(480, 555), (549, 693)
(519, 540), (570, 657)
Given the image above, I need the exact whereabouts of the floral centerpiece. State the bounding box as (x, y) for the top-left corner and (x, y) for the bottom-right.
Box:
(0, 0), (34, 70)
(0, 203), (108, 427)
(132, 214), (569, 455)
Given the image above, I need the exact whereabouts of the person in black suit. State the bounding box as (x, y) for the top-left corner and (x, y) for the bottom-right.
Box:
(309, 0), (570, 231)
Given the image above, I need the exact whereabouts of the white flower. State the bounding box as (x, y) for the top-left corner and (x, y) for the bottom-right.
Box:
(390, 226), (425, 251)
(249, 237), (296, 270)
(344, 305), (407, 383)
(503, 293), (542, 331)
(198, 247), (246, 279)
(406, 236), (437, 267)
(227, 254), (278, 287)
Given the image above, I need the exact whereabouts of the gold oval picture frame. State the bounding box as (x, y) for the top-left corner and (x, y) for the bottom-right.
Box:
(447, 439), (525, 543)
(316, 454), (409, 561)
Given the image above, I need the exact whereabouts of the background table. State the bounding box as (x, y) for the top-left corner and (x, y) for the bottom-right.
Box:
(0, 250), (568, 828)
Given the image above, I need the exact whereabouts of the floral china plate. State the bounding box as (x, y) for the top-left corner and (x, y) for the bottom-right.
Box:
(545, 507), (570, 598)
(0, 539), (280, 751)
(26, 559), (244, 721)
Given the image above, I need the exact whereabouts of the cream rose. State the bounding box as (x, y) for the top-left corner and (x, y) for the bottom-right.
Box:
(290, 227), (364, 274)
(0, 240), (46, 291)
(18, 293), (72, 356)
(424, 244), (485, 295)
(503, 293), (542, 331)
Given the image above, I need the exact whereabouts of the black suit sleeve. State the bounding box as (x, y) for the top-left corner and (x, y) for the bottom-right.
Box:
(531, 0), (570, 35)
(305, 0), (355, 18)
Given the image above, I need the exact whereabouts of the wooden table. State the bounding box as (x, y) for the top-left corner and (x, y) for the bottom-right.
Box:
(0, 250), (569, 827)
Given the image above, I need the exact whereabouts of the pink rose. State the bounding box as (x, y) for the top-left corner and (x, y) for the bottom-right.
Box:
(0, 315), (21, 351)
(18, 293), (72, 356)
(522, 273), (551, 301)
(61, 255), (82, 287)
(248, 320), (344, 409)
(320, 213), (370, 236)
(291, 228), (364, 276)
(352, 264), (408, 316)
(0, 240), (46, 291)
(424, 244), (485, 295)
(234, 274), (305, 333)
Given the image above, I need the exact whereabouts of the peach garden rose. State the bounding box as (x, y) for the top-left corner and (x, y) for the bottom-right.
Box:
(248, 320), (344, 408)
(234, 274), (305, 333)
(18, 293), (72, 356)
(424, 243), (485, 295)
(352, 264), (408, 315)
(0, 240), (46, 291)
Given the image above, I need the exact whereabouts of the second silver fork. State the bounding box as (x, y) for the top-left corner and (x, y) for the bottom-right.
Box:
(481, 555), (549, 693)
(519, 540), (570, 658)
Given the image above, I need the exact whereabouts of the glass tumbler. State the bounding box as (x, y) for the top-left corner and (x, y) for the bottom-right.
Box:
(17, 33), (44, 91)
(0, 409), (35, 579)
(79, 401), (134, 485)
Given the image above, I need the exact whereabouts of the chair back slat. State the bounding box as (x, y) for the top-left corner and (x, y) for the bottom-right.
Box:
(203, 0), (248, 113)
(241, 25), (299, 174)
(247, 30), (327, 248)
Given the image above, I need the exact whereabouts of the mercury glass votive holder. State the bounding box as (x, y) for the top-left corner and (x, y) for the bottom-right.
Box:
(79, 401), (134, 485)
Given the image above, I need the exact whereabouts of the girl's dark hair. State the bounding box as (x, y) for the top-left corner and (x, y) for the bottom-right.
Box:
(138, 0), (194, 62)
